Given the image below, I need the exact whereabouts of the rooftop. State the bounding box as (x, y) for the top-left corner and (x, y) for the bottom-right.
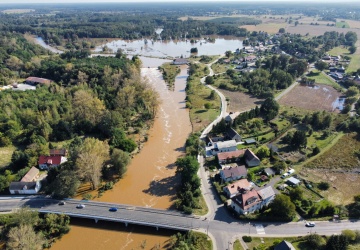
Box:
(215, 140), (237, 149)
(257, 186), (275, 200)
(221, 165), (247, 179)
(20, 166), (39, 182)
(217, 149), (245, 162)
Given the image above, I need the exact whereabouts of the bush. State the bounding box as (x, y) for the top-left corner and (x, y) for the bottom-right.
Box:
(242, 235), (252, 242)
(318, 181), (330, 190)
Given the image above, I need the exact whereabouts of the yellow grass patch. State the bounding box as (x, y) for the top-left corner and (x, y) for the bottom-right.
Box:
(2, 9), (34, 14)
(0, 145), (16, 168)
(300, 168), (360, 205)
(241, 23), (287, 34)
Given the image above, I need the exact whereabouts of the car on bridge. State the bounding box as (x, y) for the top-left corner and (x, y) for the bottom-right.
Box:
(76, 204), (86, 209)
(58, 201), (66, 205)
(305, 222), (315, 227)
(109, 207), (118, 212)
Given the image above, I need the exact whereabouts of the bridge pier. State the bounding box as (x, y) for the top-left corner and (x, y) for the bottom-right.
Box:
(125, 222), (128, 227)
(156, 226), (159, 231)
(95, 219), (98, 223)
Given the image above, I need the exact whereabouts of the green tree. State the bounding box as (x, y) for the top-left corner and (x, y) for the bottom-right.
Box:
(260, 97), (279, 121)
(318, 181), (330, 190)
(306, 233), (326, 249)
(349, 46), (357, 54)
(110, 128), (137, 153)
(279, 28), (286, 33)
(342, 230), (356, 242)
(269, 194), (296, 221)
(291, 130), (307, 149)
(273, 161), (287, 174)
(255, 146), (270, 160)
(110, 148), (131, 178)
(289, 187), (303, 201)
(42, 214), (70, 239)
(50, 170), (80, 198)
(326, 234), (349, 250)
(205, 76), (214, 85)
(0, 175), (9, 192)
(315, 60), (328, 71)
(225, 50), (233, 58)
(11, 207), (39, 227)
(346, 86), (359, 97)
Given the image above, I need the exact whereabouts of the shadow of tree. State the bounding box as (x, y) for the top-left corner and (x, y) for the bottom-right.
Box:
(142, 175), (180, 198)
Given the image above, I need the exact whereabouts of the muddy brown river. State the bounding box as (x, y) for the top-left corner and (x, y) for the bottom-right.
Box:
(51, 65), (192, 249)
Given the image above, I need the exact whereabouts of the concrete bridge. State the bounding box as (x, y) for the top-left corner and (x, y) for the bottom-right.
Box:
(38, 199), (203, 232)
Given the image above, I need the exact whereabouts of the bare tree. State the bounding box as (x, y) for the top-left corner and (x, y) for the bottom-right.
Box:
(76, 137), (110, 189)
(7, 224), (44, 250)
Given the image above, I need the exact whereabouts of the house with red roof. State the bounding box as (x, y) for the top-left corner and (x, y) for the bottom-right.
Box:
(38, 155), (67, 170)
(223, 179), (252, 198)
(230, 186), (275, 214)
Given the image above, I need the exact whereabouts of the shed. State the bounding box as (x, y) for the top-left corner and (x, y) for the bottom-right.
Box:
(20, 167), (39, 182)
(244, 138), (256, 145)
(286, 177), (301, 186)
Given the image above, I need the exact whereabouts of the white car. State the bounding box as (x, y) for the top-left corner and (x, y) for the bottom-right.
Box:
(76, 204), (86, 209)
(305, 222), (315, 227)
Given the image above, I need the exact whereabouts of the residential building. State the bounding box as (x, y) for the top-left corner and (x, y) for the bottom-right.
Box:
(225, 127), (241, 142)
(274, 240), (296, 250)
(263, 167), (276, 177)
(50, 148), (67, 156)
(220, 165), (247, 183)
(212, 140), (237, 155)
(223, 179), (252, 198)
(9, 181), (41, 195)
(217, 150), (246, 164)
(244, 149), (261, 167)
(25, 77), (52, 86)
(230, 186), (276, 214)
(172, 58), (188, 65)
(38, 155), (67, 170)
(20, 166), (40, 182)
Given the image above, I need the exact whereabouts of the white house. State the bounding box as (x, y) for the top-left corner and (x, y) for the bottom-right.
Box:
(9, 181), (41, 195)
(212, 140), (237, 155)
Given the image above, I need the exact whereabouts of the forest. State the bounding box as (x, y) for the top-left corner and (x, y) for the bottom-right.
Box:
(0, 30), (159, 195)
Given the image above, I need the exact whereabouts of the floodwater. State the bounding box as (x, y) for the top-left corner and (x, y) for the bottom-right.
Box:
(51, 65), (192, 249)
(34, 37), (63, 54)
(94, 37), (243, 58)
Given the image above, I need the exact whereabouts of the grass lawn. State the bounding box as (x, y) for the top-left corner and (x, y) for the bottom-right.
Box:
(233, 239), (242, 250)
(336, 21), (350, 28)
(193, 194), (209, 216)
(245, 236), (305, 250)
(0, 145), (16, 168)
(347, 49), (360, 73)
(306, 70), (341, 88)
(212, 62), (230, 74)
(328, 46), (349, 56)
(187, 64), (221, 132)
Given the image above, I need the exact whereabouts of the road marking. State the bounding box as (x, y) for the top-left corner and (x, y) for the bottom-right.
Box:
(255, 224), (266, 235)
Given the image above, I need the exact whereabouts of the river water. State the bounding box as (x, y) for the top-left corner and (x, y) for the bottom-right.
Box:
(94, 37), (243, 58)
(51, 66), (192, 249)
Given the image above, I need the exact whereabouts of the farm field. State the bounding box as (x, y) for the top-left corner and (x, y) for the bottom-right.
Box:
(278, 84), (343, 112)
(336, 21), (350, 28)
(217, 88), (263, 113)
(300, 168), (360, 205)
(304, 133), (360, 169)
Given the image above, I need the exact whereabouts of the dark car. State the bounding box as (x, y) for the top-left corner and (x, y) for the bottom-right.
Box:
(58, 201), (66, 205)
(109, 207), (118, 212)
